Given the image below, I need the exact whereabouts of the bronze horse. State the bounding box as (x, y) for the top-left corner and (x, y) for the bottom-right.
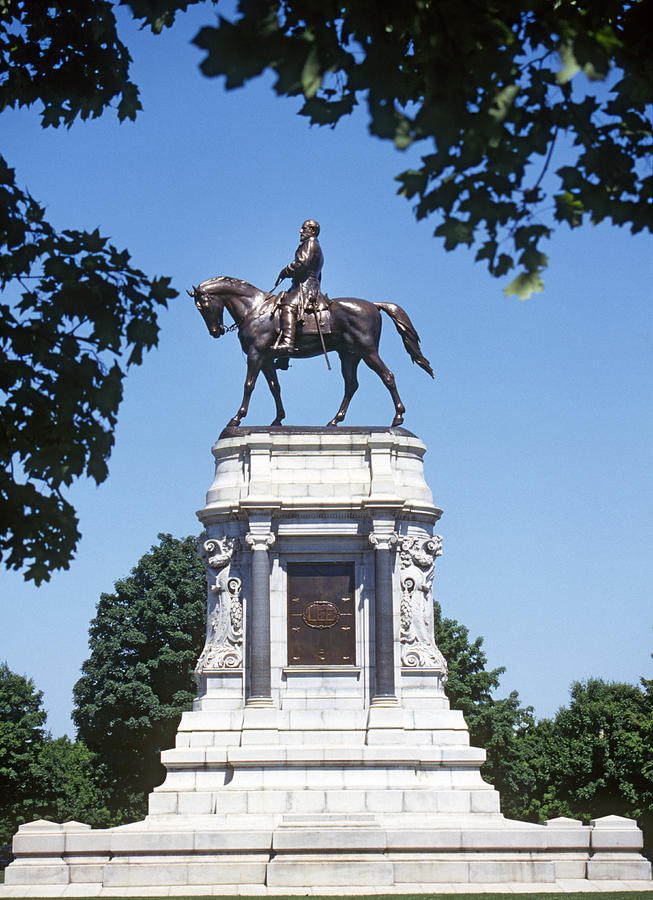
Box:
(190, 276), (433, 427)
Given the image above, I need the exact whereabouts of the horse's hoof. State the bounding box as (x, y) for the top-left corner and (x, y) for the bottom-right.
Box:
(326, 419), (339, 427)
(227, 417), (241, 427)
(391, 414), (404, 427)
(270, 419), (284, 426)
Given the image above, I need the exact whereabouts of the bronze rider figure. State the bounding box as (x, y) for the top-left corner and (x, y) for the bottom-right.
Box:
(274, 219), (324, 351)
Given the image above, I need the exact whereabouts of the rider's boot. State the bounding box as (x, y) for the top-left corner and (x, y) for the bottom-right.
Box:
(276, 306), (296, 352)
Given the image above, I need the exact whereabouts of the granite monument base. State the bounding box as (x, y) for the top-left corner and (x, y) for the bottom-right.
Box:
(4, 428), (650, 893)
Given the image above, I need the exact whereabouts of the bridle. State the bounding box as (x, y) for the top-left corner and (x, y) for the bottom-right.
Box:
(192, 285), (277, 337)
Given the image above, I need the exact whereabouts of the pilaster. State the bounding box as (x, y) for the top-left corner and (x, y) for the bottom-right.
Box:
(245, 523), (276, 706)
(368, 514), (399, 706)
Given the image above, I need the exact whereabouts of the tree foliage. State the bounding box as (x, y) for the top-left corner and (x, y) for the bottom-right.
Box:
(22, 737), (112, 833)
(0, 664), (108, 845)
(0, 663), (47, 843)
(1, 161), (175, 584)
(1, 0), (202, 127)
(192, 0), (652, 299)
(434, 609), (653, 853)
(503, 677), (653, 854)
(72, 534), (206, 821)
(432, 601), (533, 796)
(0, 0), (182, 583)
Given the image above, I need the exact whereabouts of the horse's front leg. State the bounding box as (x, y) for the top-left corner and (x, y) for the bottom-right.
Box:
(261, 360), (286, 426)
(227, 353), (262, 427)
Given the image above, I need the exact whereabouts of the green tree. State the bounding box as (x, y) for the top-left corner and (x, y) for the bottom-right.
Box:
(0, 665), (107, 845)
(72, 533), (206, 822)
(24, 737), (112, 830)
(641, 667), (653, 856)
(432, 601), (534, 800)
(0, 663), (47, 844)
(504, 677), (653, 854)
(1, 167), (176, 585)
(192, 0), (652, 299)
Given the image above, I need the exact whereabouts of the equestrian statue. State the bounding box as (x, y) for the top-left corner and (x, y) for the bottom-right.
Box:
(189, 219), (433, 428)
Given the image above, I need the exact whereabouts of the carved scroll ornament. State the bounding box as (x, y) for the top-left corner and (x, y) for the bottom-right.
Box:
(195, 536), (243, 674)
(396, 535), (448, 673)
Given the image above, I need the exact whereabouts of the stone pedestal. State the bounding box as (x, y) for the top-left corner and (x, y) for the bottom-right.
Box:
(4, 427), (651, 894)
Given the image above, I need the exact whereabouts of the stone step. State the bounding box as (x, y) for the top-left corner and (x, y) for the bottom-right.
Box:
(12, 817), (641, 857)
(149, 786), (501, 816)
(6, 815), (650, 888)
(176, 727), (472, 748)
(160, 743), (485, 768)
(266, 854), (394, 887)
(176, 706), (468, 733)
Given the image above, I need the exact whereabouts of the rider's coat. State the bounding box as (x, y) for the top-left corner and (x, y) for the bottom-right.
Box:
(279, 235), (324, 319)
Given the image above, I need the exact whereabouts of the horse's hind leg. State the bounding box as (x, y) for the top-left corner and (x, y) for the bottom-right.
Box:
(227, 354), (262, 427)
(262, 360), (286, 426)
(362, 349), (405, 427)
(327, 353), (360, 426)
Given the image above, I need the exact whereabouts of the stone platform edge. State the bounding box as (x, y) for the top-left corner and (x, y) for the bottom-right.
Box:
(1, 880), (653, 896)
(218, 425), (418, 438)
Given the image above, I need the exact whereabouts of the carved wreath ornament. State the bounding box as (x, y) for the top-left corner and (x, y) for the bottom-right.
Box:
(195, 536), (243, 674)
(396, 535), (447, 673)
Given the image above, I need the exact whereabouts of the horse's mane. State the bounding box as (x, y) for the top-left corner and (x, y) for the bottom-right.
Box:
(199, 275), (255, 291)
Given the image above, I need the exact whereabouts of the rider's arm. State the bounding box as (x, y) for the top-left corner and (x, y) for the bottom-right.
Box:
(283, 240), (313, 278)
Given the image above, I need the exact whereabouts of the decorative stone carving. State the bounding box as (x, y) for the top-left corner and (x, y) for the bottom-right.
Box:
(368, 531), (397, 552)
(396, 535), (447, 672)
(245, 531), (276, 552)
(196, 536), (243, 673)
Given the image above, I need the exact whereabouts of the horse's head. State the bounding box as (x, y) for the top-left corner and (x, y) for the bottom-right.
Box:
(188, 284), (225, 338)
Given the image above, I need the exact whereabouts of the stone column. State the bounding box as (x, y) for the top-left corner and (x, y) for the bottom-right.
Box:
(245, 530), (275, 705)
(369, 526), (398, 703)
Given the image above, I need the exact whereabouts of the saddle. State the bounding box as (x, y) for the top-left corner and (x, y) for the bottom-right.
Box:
(271, 296), (332, 337)
(298, 304), (332, 336)
(270, 296), (332, 368)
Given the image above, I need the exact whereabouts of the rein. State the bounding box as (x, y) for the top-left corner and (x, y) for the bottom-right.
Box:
(215, 292), (276, 336)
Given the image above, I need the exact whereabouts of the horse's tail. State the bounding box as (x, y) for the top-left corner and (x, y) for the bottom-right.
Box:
(375, 302), (434, 378)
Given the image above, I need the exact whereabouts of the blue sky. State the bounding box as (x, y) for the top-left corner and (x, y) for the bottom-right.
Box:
(2, 3), (652, 737)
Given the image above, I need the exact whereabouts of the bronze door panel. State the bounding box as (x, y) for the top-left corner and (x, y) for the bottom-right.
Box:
(287, 562), (355, 665)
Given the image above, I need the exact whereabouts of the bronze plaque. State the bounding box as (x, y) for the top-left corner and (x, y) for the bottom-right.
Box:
(287, 562), (355, 665)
